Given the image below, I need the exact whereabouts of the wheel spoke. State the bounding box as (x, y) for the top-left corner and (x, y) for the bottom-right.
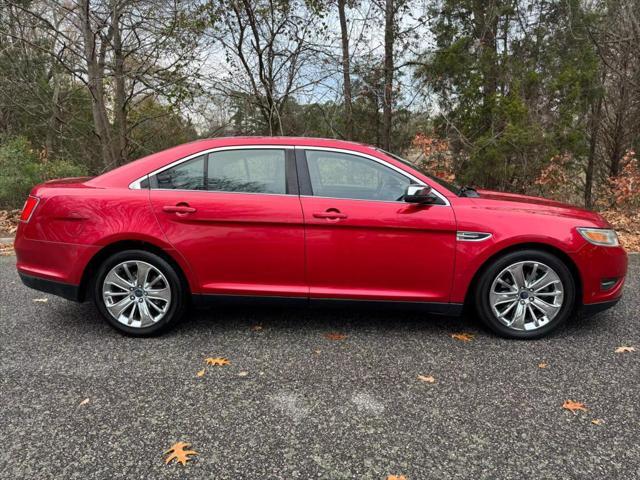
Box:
(497, 278), (517, 291)
(107, 295), (134, 319)
(510, 302), (527, 330)
(527, 303), (540, 328)
(507, 263), (526, 289)
(531, 297), (559, 319)
(123, 263), (136, 284)
(490, 291), (519, 306)
(105, 270), (134, 291)
(147, 287), (171, 303)
(535, 291), (561, 297)
(136, 262), (152, 287)
(146, 299), (165, 314)
(147, 274), (163, 289)
(497, 300), (518, 318)
(526, 263), (539, 287)
(138, 301), (154, 327)
(534, 279), (560, 293)
(127, 301), (138, 325)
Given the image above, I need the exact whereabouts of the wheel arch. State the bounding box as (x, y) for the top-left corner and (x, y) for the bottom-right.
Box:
(463, 242), (583, 309)
(78, 239), (193, 302)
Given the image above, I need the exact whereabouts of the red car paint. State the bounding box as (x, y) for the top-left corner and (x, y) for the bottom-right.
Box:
(14, 137), (627, 309)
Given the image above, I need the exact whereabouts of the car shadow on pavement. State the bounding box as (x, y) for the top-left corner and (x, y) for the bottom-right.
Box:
(48, 296), (615, 343)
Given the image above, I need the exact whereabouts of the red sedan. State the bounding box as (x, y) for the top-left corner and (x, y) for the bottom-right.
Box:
(15, 137), (627, 338)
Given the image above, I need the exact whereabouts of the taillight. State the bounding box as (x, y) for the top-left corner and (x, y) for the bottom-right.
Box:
(20, 195), (40, 222)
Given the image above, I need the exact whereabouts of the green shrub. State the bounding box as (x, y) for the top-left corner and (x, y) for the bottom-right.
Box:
(0, 136), (87, 208)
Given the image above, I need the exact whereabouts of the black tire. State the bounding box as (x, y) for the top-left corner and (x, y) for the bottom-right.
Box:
(93, 249), (187, 336)
(474, 249), (576, 339)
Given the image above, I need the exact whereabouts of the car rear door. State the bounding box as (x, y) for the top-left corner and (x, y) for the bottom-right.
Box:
(148, 146), (307, 298)
(297, 147), (457, 303)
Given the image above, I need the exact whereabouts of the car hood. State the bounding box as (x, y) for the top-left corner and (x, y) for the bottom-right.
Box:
(474, 189), (610, 226)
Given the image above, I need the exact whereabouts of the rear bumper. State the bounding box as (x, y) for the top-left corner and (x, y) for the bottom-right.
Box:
(14, 234), (98, 285)
(19, 272), (82, 302)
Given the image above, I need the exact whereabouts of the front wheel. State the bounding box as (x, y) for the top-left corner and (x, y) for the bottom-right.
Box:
(475, 250), (576, 339)
(93, 250), (187, 336)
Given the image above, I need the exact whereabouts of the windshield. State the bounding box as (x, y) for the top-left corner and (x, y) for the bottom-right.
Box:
(377, 149), (460, 194)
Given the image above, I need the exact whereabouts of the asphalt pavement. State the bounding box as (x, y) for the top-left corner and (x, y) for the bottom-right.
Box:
(0, 255), (638, 479)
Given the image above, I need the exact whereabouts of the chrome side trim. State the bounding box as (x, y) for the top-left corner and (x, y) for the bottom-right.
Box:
(128, 145), (294, 190)
(456, 231), (492, 242)
(299, 146), (451, 206)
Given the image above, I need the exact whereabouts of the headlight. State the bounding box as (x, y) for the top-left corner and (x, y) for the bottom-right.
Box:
(577, 228), (619, 247)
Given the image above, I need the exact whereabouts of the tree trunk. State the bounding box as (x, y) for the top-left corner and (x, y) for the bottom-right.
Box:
(474, 0), (499, 135)
(338, 0), (353, 140)
(45, 74), (61, 159)
(382, 0), (394, 151)
(112, 2), (127, 165)
(79, 0), (116, 169)
(585, 97), (602, 208)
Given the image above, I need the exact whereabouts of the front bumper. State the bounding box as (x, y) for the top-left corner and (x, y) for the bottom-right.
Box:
(19, 272), (82, 302)
(572, 243), (627, 305)
(581, 298), (621, 317)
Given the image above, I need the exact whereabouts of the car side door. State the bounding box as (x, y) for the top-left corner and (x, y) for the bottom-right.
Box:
(297, 147), (457, 304)
(148, 147), (307, 298)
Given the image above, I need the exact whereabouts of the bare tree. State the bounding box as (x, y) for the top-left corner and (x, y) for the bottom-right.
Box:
(337, 0), (354, 139)
(207, 0), (323, 136)
(3, 0), (205, 168)
(589, 0), (640, 177)
(381, 0), (395, 150)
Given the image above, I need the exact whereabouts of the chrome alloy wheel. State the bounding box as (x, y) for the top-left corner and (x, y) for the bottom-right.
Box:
(102, 260), (171, 328)
(489, 261), (564, 331)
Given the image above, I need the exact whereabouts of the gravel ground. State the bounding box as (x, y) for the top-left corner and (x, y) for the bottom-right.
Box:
(0, 255), (638, 479)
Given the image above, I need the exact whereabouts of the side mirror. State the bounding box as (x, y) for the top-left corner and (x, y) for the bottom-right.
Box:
(403, 184), (436, 204)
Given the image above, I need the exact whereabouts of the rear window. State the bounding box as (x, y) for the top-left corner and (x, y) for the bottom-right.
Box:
(155, 155), (206, 190)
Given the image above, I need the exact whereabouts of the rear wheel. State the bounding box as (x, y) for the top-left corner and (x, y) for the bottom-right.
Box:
(475, 250), (575, 339)
(93, 250), (186, 336)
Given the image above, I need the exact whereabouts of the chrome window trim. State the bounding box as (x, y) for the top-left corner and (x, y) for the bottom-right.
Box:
(129, 144), (451, 207)
(300, 146), (451, 206)
(139, 188), (294, 198)
(128, 145), (294, 190)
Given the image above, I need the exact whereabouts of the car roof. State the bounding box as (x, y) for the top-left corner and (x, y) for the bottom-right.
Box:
(87, 136), (381, 188)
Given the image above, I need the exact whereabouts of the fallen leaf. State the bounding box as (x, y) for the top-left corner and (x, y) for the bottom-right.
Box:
(79, 398), (90, 406)
(591, 419), (604, 426)
(615, 346), (635, 353)
(387, 476), (407, 480)
(33, 298), (48, 303)
(196, 368), (205, 377)
(250, 325), (263, 331)
(451, 332), (474, 342)
(324, 332), (347, 341)
(164, 441), (198, 466)
(538, 362), (548, 369)
(238, 371), (249, 377)
(205, 357), (230, 366)
(314, 349), (321, 354)
(417, 375), (436, 383)
(562, 400), (588, 413)
(0, 243), (14, 256)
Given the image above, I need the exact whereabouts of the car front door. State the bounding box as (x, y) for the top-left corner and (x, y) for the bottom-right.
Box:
(298, 148), (457, 303)
(149, 147), (306, 298)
